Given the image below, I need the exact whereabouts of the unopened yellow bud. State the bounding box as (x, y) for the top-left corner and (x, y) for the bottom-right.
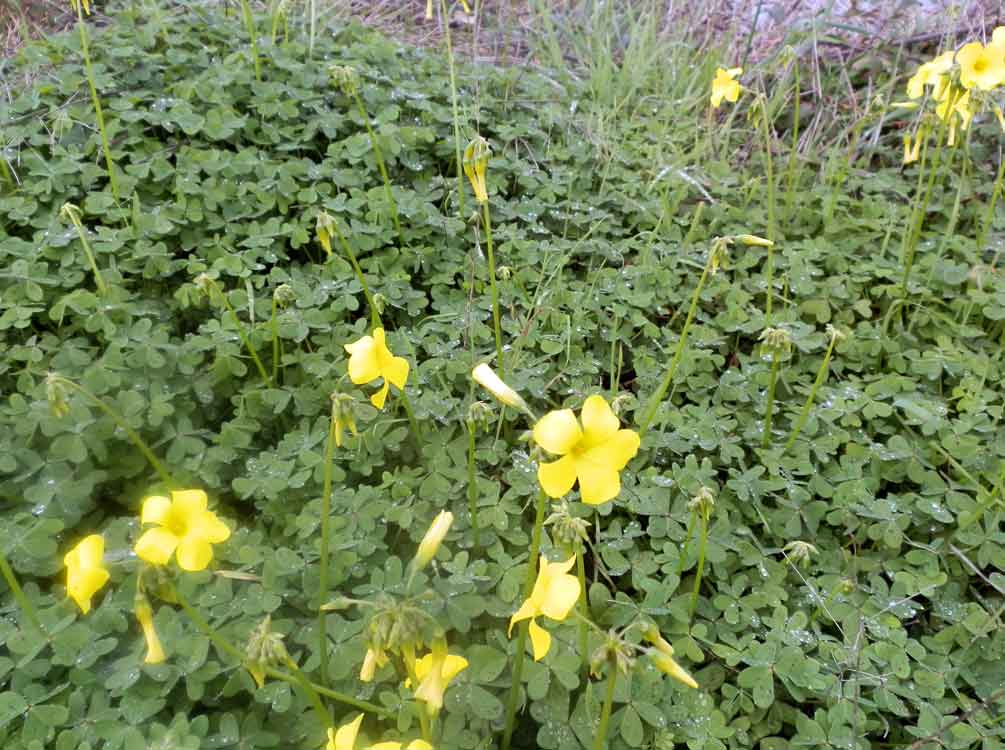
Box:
(135, 597), (166, 665)
(650, 650), (698, 689)
(463, 137), (490, 204)
(413, 511), (453, 572)
(471, 363), (529, 414)
(316, 211), (335, 256)
(736, 234), (774, 248)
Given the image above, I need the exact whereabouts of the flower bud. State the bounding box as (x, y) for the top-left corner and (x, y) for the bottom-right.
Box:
(736, 234), (774, 248)
(134, 594), (166, 665)
(650, 650), (698, 689)
(329, 65), (360, 96)
(245, 615), (287, 688)
(316, 211), (335, 256)
(463, 136), (490, 204)
(273, 284), (296, 308)
(413, 511), (453, 572)
(46, 373), (71, 418)
(471, 363), (529, 414)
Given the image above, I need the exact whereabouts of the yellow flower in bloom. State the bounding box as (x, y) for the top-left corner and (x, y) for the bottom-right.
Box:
(370, 742), (433, 750)
(412, 511), (453, 573)
(135, 597), (166, 664)
(508, 555), (581, 661)
(64, 534), (109, 614)
(344, 328), (410, 409)
(905, 51), (953, 99)
(956, 41), (1005, 91)
(326, 714), (364, 750)
(463, 137), (490, 204)
(533, 395), (640, 505)
(134, 489), (231, 572)
(359, 647), (388, 682)
(710, 67), (742, 108)
(412, 641), (468, 713)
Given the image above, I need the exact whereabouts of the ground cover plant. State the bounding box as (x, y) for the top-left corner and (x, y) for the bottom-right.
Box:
(2, 1), (1005, 749)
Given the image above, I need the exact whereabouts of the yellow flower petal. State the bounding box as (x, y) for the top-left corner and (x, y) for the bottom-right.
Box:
(509, 596), (539, 635)
(575, 458), (621, 505)
(533, 409), (582, 455)
(134, 527), (179, 566)
(176, 537), (214, 572)
(580, 394), (619, 445)
(537, 570), (580, 622)
(538, 455), (578, 499)
(140, 495), (172, 525)
(345, 335), (381, 384)
(583, 428), (641, 471)
(528, 617), (552, 661)
(171, 489), (208, 516)
(383, 356), (410, 390)
(370, 380), (391, 410)
(328, 714), (364, 750)
(64, 536), (110, 615)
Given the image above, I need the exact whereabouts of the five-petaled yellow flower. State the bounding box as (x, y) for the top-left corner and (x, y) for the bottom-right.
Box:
(411, 641), (468, 713)
(956, 40), (1005, 91)
(64, 534), (110, 614)
(134, 489), (231, 572)
(508, 555), (581, 661)
(326, 714), (363, 750)
(533, 394), (640, 505)
(344, 328), (410, 410)
(710, 67), (742, 108)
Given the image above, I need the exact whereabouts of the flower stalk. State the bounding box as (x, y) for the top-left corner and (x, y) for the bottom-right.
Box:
(481, 200), (505, 377)
(592, 654), (619, 750)
(0, 548), (45, 636)
(783, 326), (844, 454)
(327, 215), (382, 330)
(238, 0), (262, 82)
(199, 276), (273, 387)
(73, 2), (119, 200)
(60, 203), (107, 295)
(317, 395), (340, 690)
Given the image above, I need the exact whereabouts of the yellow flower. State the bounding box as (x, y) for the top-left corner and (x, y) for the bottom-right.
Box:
(471, 363), (530, 414)
(710, 67), (742, 108)
(69, 0), (91, 15)
(643, 626), (697, 689)
(370, 742), (433, 750)
(463, 137), (490, 204)
(902, 131), (924, 165)
(64, 534), (110, 614)
(359, 647), (388, 682)
(413, 511), (453, 572)
(956, 41), (1005, 91)
(412, 641), (467, 713)
(905, 51), (953, 99)
(344, 328), (410, 410)
(134, 597), (166, 664)
(533, 394), (640, 505)
(326, 714), (364, 750)
(134, 489), (231, 572)
(508, 555), (580, 661)
(316, 211), (335, 256)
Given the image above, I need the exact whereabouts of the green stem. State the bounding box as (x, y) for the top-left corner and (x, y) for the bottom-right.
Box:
(677, 511), (697, 576)
(75, 5), (119, 201)
(575, 543), (589, 667)
(352, 92), (403, 246)
(440, 0), (466, 218)
(783, 59), (801, 220)
(207, 280), (273, 387)
(52, 375), (175, 487)
(64, 209), (108, 295)
(501, 489), (548, 750)
(398, 390), (422, 447)
(638, 256), (713, 436)
(782, 334), (838, 454)
(238, 0), (262, 82)
(0, 548), (45, 636)
(592, 655), (619, 750)
(404, 655), (433, 743)
(761, 354), (781, 449)
(467, 419), (480, 546)
(308, 0), (316, 57)
(0, 157), (15, 192)
(688, 511), (709, 622)
(317, 397), (339, 692)
(482, 201), (505, 377)
(270, 296), (281, 383)
(900, 111), (950, 297)
(173, 591), (377, 726)
(757, 97), (777, 319)
(331, 219), (382, 330)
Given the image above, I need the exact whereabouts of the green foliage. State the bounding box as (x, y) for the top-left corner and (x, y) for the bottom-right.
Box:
(2, 2), (1005, 749)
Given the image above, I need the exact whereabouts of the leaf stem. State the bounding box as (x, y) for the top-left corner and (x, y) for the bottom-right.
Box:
(63, 205), (108, 296)
(761, 353), (781, 449)
(481, 201), (505, 377)
(467, 418), (480, 546)
(75, 4), (119, 200)
(318, 397), (339, 692)
(352, 91), (403, 246)
(206, 280), (273, 387)
(592, 655), (619, 750)
(439, 0), (466, 218)
(0, 548), (45, 636)
(688, 510), (709, 622)
(783, 333), (838, 454)
(331, 219), (382, 330)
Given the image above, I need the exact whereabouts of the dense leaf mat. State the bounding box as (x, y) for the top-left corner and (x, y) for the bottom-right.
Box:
(2, 4), (1005, 749)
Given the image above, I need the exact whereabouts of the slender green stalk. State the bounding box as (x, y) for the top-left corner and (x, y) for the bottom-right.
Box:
(0, 157), (15, 192)
(782, 333), (839, 454)
(439, 0), (466, 218)
(50, 375), (175, 487)
(308, 0), (316, 57)
(206, 280), (273, 387)
(575, 543), (589, 668)
(976, 154), (1005, 253)
(317, 398), (339, 691)
(61, 205), (108, 295)
(677, 511), (697, 576)
(283, 653), (330, 728)
(74, 4), (119, 200)
(398, 390), (422, 447)
(592, 655), (619, 750)
(688, 511), (709, 621)
(783, 59), (801, 220)
(0, 548), (45, 636)
(331, 220), (382, 330)
(270, 296), (282, 383)
(637, 254), (714, 436)
(351, 92), (403, 245)
(174, 591), (386, 722)
(756, 96), (777, 319)
(501, 489), (548, 750)
(481, 201), (505, 377)
(761, 354), (782, 448)
(467, 419), (480, 546)
(237, 0), (262, 81)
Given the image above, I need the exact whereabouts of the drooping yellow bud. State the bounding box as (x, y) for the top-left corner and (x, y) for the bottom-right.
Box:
(735, 234), (774, 247)
(413, 511), (454, 572)
(471, 363), (530, 414)
(463, 137), (491, 204)
(134, 596), (166, 665)
(650, 650), (698, 689)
